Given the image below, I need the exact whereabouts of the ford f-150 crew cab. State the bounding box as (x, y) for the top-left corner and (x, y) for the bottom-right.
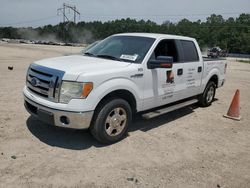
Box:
(23, 33), (227, 144)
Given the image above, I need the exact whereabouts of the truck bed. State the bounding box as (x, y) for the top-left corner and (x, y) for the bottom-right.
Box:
(203, 57), (226, 61)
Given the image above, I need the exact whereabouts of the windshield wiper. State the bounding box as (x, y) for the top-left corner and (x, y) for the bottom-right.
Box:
(96, 54), (122, 61)
(84, 52), (95, 57)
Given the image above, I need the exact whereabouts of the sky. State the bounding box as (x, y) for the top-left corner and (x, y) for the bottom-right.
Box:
(0, 0), (249, 27)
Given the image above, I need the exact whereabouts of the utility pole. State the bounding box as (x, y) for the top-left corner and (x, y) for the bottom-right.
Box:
(57, 3), (80, 42)
(63, 4), (65, 23)
(57, 3), (80, 23)
(73, 5), (77, 23)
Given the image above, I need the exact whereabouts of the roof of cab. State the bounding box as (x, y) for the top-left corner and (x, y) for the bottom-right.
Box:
(114, 33), (195, 41)
(115, 33), (195, 40)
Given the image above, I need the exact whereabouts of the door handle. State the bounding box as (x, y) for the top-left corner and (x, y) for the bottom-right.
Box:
(177, 68), (183, 75)
(198, 66), (202, 73)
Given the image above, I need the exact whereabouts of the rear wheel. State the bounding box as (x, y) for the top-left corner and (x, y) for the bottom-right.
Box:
(198, 81), (216, 107)
(90, 98), (132, 144)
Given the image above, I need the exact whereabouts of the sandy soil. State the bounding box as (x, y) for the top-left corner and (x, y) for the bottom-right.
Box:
(0, 43), (250, 188)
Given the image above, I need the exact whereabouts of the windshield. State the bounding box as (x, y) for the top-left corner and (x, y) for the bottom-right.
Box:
(81, 40), (100, 54)
(84, 35), (155, 63)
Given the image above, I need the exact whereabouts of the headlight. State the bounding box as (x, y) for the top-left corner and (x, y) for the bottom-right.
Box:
(59, 81), (93, 104)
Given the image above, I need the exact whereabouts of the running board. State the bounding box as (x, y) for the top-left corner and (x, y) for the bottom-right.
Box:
(142, 99), (198, 119)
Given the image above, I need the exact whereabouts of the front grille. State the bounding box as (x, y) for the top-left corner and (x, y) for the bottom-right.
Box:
(26, 64), (65, 102)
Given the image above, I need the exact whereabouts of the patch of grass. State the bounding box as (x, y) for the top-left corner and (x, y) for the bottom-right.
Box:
(237, 59), (250, 64)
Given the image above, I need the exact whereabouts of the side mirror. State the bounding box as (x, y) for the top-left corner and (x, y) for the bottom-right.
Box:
(148, 56), (173, 69)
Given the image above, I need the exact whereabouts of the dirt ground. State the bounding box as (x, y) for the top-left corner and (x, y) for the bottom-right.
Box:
(0, 43), (250, 188)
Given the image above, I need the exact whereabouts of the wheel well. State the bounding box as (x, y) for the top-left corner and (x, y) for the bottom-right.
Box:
(209, 75), (218, 87)
(96, 90), (137, 113)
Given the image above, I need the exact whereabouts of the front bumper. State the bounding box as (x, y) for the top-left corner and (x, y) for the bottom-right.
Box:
(24, 95), (94, 129)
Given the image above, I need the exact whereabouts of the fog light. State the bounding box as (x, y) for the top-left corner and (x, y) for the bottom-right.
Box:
(60, 116), (70, 125)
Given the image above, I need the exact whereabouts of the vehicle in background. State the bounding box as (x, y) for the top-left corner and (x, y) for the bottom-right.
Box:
(220, 49), (228, 57)
(207, 47), (227, 58)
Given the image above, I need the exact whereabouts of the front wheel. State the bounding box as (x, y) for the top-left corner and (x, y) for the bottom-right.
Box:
(198, 81), (216, 107)
(90, 98), (132, 144)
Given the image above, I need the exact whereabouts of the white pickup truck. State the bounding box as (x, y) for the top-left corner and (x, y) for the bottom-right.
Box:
(23, 33), (227, 144)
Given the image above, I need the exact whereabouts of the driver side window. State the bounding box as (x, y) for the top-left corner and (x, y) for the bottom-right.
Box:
(150, 39), (179, 62)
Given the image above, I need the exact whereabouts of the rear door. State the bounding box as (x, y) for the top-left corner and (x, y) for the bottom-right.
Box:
(178, 40), (203, 98)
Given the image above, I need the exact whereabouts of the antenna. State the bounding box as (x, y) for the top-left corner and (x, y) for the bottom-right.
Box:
(57, 3), (80, 23)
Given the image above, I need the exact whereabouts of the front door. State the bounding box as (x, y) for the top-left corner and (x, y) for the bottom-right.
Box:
(143, 39), (186, 110)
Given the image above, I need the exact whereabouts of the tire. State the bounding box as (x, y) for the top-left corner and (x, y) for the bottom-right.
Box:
(90, 98), (132, 144)
(198, 81), (216, 107)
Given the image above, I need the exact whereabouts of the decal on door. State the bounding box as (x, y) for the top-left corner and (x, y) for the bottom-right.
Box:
(166, 70), (174, 84)
(162, 70), (175, 99)
(186, 68), (196, 88)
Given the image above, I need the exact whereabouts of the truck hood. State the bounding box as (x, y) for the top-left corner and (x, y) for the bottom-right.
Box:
(34, 55), (131, 81)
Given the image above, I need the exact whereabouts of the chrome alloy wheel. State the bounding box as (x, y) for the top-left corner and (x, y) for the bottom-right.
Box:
(206, 86), (215, 103)
(105, 107), (127, 137)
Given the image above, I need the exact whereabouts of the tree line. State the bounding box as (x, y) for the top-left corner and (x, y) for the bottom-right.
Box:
(0, 14), (249, 54)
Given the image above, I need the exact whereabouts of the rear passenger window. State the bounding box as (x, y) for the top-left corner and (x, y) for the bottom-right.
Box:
(181, 40), (199, 62)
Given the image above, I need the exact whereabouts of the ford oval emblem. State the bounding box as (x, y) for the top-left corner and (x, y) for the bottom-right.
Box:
(30, 77), (38, 87)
